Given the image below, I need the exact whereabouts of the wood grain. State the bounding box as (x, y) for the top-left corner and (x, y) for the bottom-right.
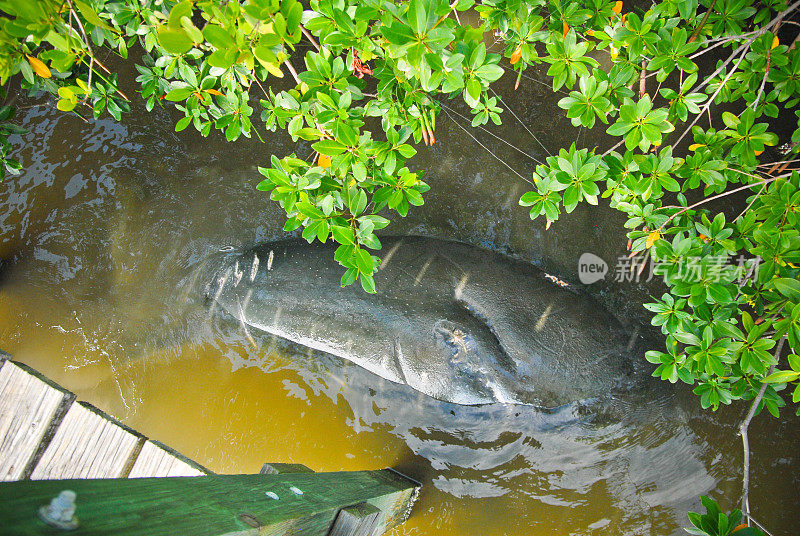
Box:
(0, 470), (418, 536)
(30, 402), (142, 480)
(0, 361), (73, 481)
(128, 441), (207, 478)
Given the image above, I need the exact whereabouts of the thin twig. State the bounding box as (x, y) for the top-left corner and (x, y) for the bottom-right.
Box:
(759, 157), (800, 168)
(747, 514), (777, 536)
(752, 23), (777, 109)
(439, 100), (543, 166)
(734, 180), (767, 221)
(518, 70), (571, 95)
(283, 59), (301, 85)
(739, 336), (786, 525)
(489, 86), (552, 156)
(67, 0), (93, 100)
(300, 26), (320, 51)
(430, 0), (460, 32)
(639, 60), (647, 97)
(688, 33), (756, 60)
(657, 174), (789, 230)
(686, 0), (798, 95)
(602, 138), (625, 157)
(689, 0), (718, 43)
(673, 43), (751, 147)
(441, 105), (534, 185)
(694, 36), (754, 94)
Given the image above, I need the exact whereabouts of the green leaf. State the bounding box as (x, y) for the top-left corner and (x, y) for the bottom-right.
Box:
(164, 87), (193, 101)
(203, 25), (234, 50)
(56, 99), (76, 112)
(332, 225), (355, 245)
(157, 27), (193, 54)
(360, 272), (376, 293)
(772, 278), (800, 302)
(475, 64), (504, 83)
(405, 188), (424, 206)
(355, 247), (374, 275)
(74, 0), (119, 33)
(313, 140), (347, 155)
(674, 331), (701, 346)
(341, 267), (358, 287)
(465, 78), (481, 107)
(763, 370), (800, 383)
(254, 46), (278, 65)
(408, 0), (429, 35)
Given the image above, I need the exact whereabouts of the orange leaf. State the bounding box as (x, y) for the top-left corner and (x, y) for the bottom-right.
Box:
(318, 154), (332, 169)
(754, 149), (764, 156)
(562, 21), (569, 36)
(732, 524), (749, 533)
(205, 89), (224, 96)
(612, 1), (623, 14)
(771, 35), (779, 50)
(192, 91), (206, 103)
(510, 45), (522, 65)
(645, 230), (661, 249)
(26, 55), (51, 78)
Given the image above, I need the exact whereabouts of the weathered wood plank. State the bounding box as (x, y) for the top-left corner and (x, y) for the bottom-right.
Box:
(364, 469), (421, 534)
(0, 470), (418, 536)
(0, 361), (74, 481)
(128, 440), (207, 478)
(30, 402), (142, 480)
(256, 463), (417, 536)
(329, 502), (382, 536)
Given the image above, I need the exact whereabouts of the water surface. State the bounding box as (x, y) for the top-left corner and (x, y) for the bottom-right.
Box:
(1, 71), (798, 535)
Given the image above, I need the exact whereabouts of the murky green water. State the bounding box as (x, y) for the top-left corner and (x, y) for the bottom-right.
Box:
(1, 67), (798, 535)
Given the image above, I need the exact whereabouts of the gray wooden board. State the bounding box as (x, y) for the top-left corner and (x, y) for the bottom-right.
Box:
(128, 440), (207, 478)
(30, 401), (143, 480)
(0, 361), (73, 481)
(329, 502), (382, 536)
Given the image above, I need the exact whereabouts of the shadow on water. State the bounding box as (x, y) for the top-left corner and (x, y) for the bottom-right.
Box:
(0, 64), (798, 536)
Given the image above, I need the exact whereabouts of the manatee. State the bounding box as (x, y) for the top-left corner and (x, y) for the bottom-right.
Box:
(206, 236), (638, 407)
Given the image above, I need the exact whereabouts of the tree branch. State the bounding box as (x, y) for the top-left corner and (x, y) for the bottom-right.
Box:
(673, 42), (751, 147)
(739, 336), (786, 526)
(283, 59), (301, 85)
(300, 26), (320, 51)
(689, 0), (718, 43)
(657, 173), (790, 230)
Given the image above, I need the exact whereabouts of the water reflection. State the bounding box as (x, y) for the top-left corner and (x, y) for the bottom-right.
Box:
(0, 74), (798, 536)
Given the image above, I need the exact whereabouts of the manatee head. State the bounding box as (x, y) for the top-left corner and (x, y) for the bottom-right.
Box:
(203, 247), (271, 305)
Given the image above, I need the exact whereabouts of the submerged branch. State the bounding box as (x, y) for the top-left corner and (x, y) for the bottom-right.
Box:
(739, 336), (786, 526)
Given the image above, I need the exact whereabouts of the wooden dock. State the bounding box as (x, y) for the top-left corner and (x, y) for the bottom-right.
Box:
(0, 352), (420, 535)
(0, 352), (206, 481)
